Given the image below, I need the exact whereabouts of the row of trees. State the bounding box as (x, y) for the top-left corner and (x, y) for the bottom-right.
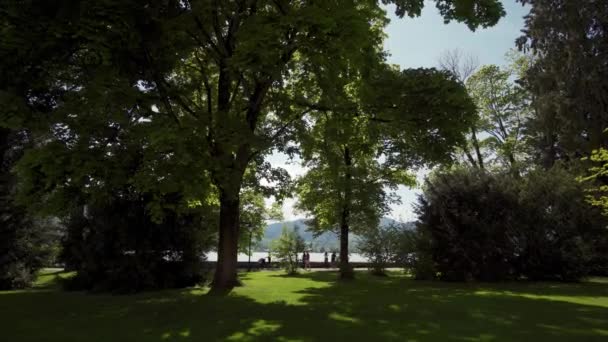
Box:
(297, 0), (608, 280)
(2, 0), (606, 290)
(1, 0), (508, 291)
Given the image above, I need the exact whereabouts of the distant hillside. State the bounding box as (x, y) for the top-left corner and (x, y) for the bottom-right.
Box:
(258, 217), (415, 252)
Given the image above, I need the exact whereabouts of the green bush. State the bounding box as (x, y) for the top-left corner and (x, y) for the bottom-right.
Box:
(409, 228), (437, 280)
(516, 168), (605, 281)
(61, 196), (215, 293)
(357, 223), (417, 276)
(414, 167), (608, 282)
(416, 168), (520, 281)
(270, 226), (305, 275)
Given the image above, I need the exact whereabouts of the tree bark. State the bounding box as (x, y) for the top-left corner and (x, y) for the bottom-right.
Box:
(540, 125), (557, 170)
(211, 190), (241, 292)
(461, 144), (478, 168)
(339, 208), (354, 279)
(339, 146), (354, 280)
(470, 126), (484, 170)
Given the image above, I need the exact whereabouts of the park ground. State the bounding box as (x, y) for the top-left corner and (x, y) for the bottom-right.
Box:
(1, 270), (608, 341)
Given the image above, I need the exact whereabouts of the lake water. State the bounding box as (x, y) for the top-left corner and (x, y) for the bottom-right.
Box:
(205, 252), (370, 263)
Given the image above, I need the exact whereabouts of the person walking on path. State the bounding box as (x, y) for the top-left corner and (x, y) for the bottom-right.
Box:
(324, 252), (329, 268)
(330, 252), (336, 268)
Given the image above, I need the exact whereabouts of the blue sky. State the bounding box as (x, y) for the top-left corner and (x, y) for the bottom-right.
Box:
(269, 0), (529, 222)
(384, 0), (529, 68)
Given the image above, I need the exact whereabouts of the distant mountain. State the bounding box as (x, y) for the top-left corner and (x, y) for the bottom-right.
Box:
(259, 217), (415, 252)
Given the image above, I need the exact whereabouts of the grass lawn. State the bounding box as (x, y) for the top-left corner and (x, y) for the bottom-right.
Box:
(1, 270), (608, 341)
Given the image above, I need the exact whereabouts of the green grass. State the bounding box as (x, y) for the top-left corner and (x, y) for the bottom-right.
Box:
(1, 269), (608, 341)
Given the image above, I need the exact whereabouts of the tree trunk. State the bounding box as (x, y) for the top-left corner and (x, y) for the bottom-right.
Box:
(541, 132), (557, 170)
(339, 146), (354, 280)
(211, 190), (241, 292)
(462, 145), (478, 168)
(507, 151), (520, 177)
(339, 208), (354, 279)
(470, 126), (484, 170)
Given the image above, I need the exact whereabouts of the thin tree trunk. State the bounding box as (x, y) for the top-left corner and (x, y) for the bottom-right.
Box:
(508, 151), (516, 166)
(541, 127), (557, 170)
(461, 144), (478, 168)
(470, 126), (484, 170)
(339, 146), (354, 280)
(211, 190), (241, 292)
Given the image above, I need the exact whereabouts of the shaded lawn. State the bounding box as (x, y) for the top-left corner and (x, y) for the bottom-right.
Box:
(1, 270), (608, 341)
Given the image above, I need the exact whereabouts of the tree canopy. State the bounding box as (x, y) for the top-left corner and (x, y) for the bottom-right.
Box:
(296, 62), (478, 278)
(1, 0), (507, 291)
(517, 0), (608, 166)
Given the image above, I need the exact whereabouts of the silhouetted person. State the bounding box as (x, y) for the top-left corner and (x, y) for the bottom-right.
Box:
(324, 252), (329, 268)
(304, 251), (311, 270)
(331, 252), (336, 268)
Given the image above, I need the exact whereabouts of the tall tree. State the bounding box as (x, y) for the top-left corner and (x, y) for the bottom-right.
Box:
(517, 0), (608, 166)
(1, 0), (506, 291)
(296, 65), (477, 279)
(239, 190), (283, 255)
(438, 49), (484, 169)
(465, 57), (532, 172)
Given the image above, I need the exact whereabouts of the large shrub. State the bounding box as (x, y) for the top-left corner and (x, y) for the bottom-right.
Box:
(516, 168), (606, 281)
(61, 196), (216, 293)
(416, 168), (520, 281)
(415, 167), (608, 282)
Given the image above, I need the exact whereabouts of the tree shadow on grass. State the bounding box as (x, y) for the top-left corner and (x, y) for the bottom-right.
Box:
(1, 272), (608, 341)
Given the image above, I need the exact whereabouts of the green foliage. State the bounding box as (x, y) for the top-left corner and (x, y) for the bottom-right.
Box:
(416, 167), (521, 281)
(416, 166), (608, 281)
(239, 190), (268, 254)
(0, 0), (507, 289)
(270, 226), (304, 275)
(582, 148), (608, 275)
(517, 0), (608, 166)
(517, 168), (605, 281)
(239, 190), (284, 254)
(0, 210), (58, 290)
(296, 65), (477, 275)
(580, 147), (608, 216)
(465, 59), (532, 171)
(362, 67), (478, 166)
(356, 223), (416, 276)
(60, 197), (216, 293)
(388, 0), (505, 30)
(357, 226), (395, 276)
(0, 128), (58, 289)
(390, 225), (420, 271)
